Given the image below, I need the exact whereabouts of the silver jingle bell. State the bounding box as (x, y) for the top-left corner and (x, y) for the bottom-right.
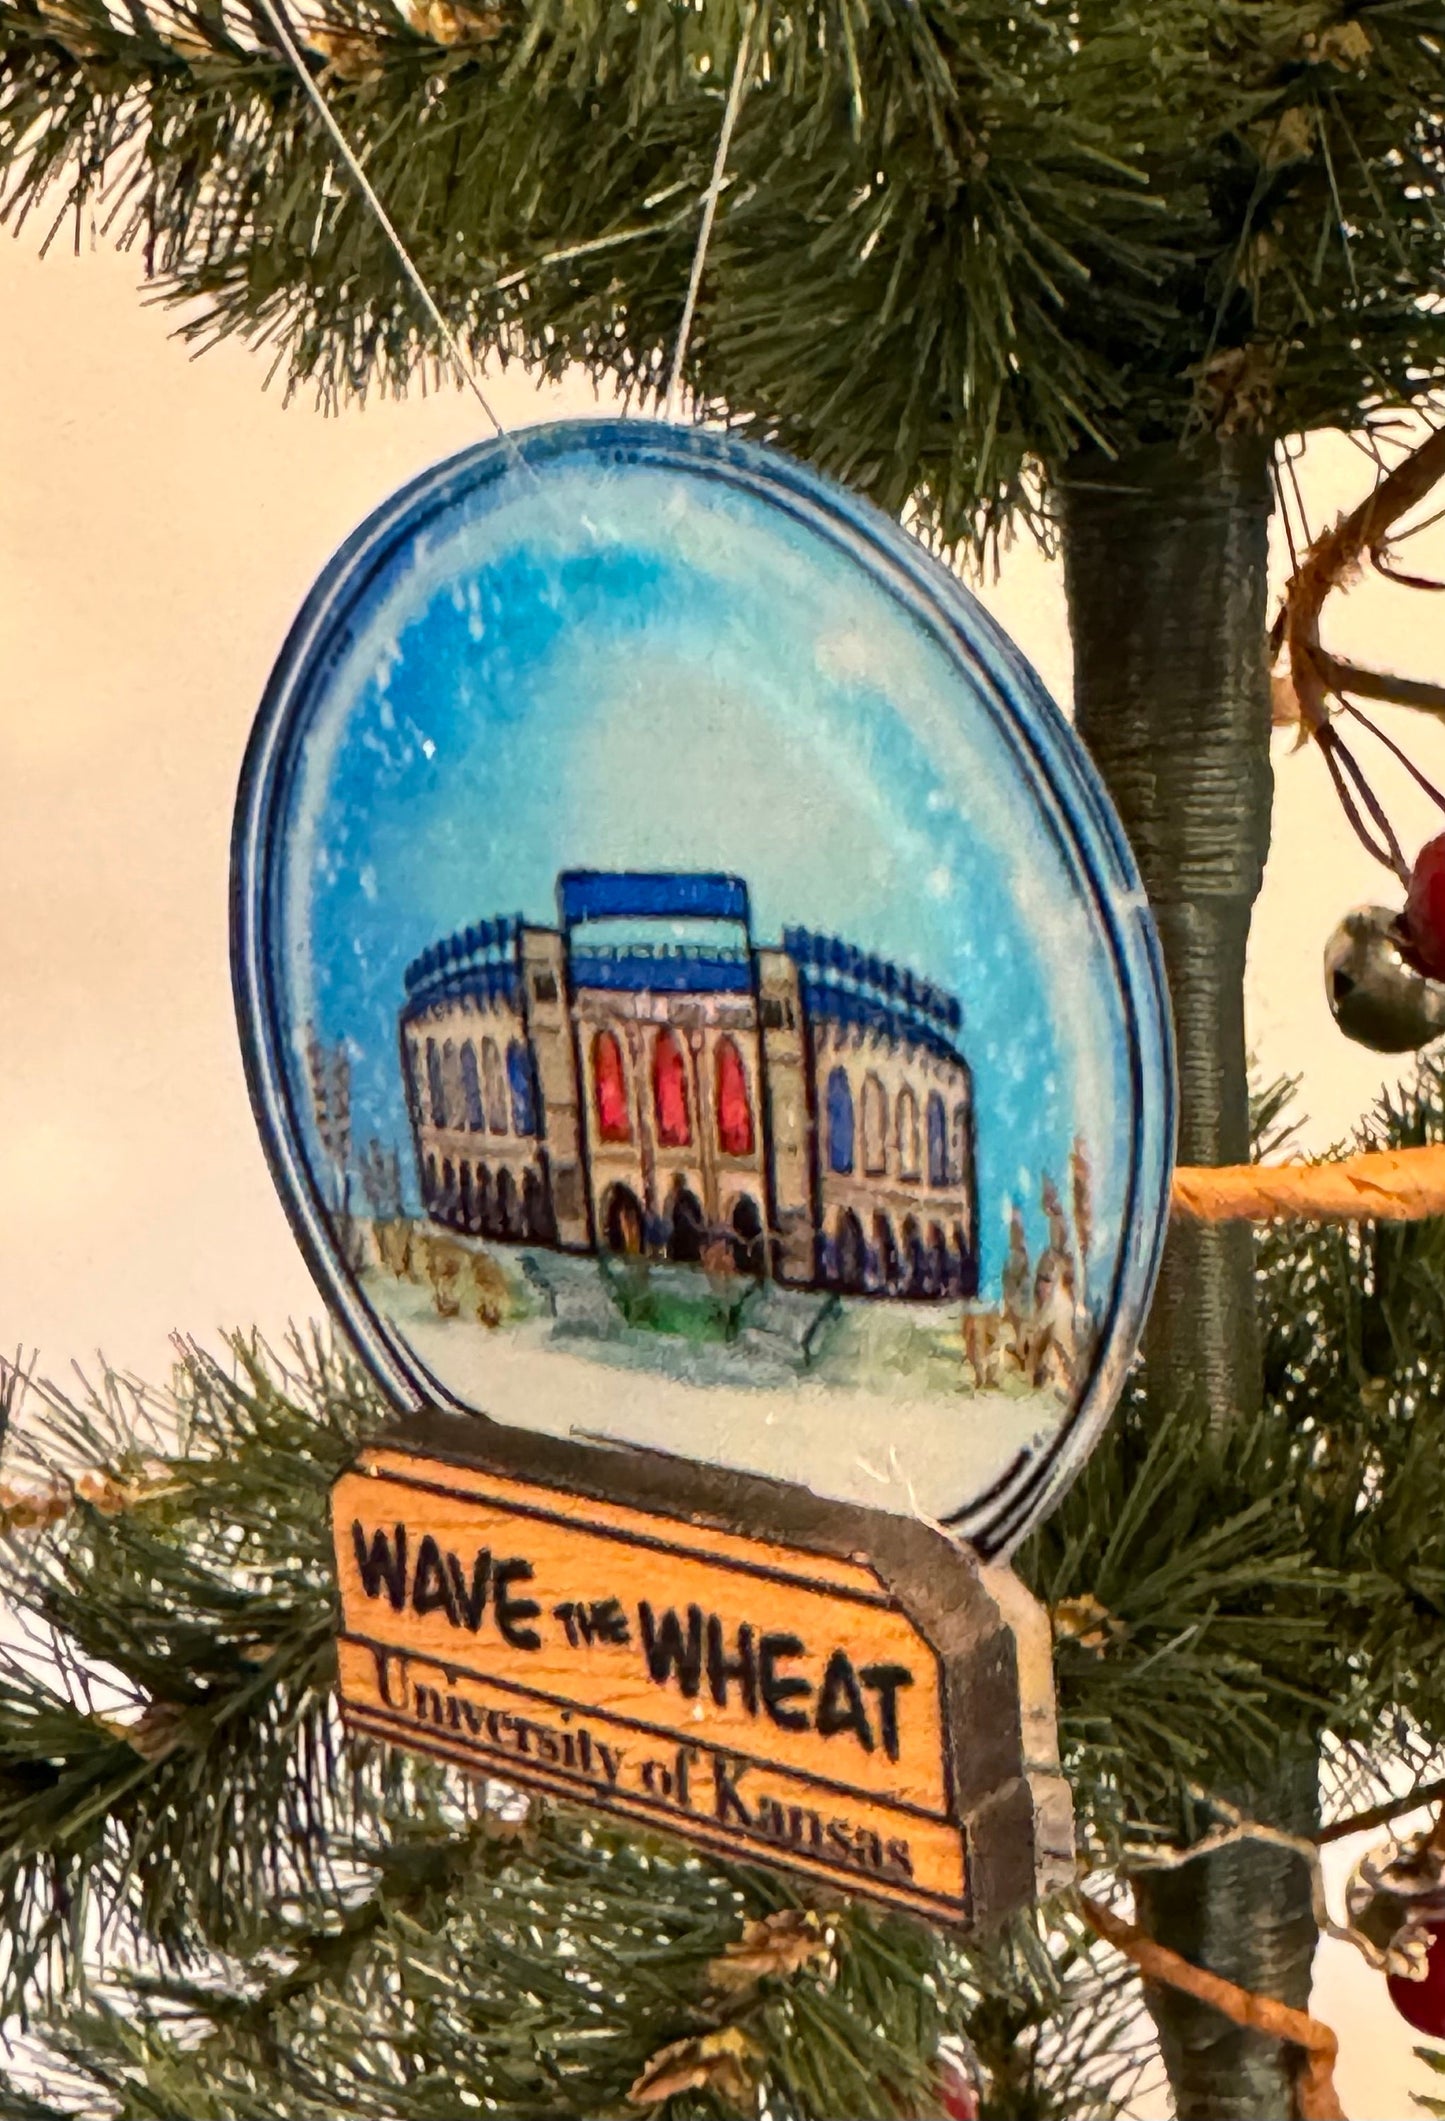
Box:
(1325, 904), (1445, 1053)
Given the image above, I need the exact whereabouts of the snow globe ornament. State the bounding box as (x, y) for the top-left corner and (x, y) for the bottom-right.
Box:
(233, 420), (1173, 1557)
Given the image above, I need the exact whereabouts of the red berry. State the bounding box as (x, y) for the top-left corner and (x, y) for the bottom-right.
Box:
(936, 2057), (980, 2121)
(1388, 1918), (1445, 2038)
(1405, 834), (1445, 981)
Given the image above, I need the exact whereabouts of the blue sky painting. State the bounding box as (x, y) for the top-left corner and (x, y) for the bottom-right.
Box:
(270, 429), (1151, 1301)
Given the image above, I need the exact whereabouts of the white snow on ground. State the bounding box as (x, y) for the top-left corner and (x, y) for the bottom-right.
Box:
(362, 1258), (1064, 1522)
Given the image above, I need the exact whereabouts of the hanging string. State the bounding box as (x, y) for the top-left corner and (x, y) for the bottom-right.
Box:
(251, 0), (511, 442)
(662, 12), (756, 424)
(1313, 722), (1407, 878)
(1343, 698), (1445, 820)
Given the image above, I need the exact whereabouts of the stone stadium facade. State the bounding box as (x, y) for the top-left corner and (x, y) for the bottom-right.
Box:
(399, 871), (977, 1300)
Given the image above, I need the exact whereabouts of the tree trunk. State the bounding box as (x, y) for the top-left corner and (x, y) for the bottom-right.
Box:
(1058, 439), (1318, 2119)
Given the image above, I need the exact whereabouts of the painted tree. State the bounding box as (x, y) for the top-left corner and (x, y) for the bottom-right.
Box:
(4, 2), (1445, 2113)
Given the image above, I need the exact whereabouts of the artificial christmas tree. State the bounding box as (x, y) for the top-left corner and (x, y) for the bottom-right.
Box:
(5, 2), (1445, 2113)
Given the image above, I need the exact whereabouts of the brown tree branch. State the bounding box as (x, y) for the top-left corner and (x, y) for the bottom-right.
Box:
(1077, 1894), (1346, 2121)
(1316, 1778), (1445, 1846)
(1326, 655), (1445, 718)
(1280, 423), (1445, 741)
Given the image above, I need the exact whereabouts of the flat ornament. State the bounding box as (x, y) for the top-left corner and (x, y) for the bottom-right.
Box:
(233, 419), (1173, 1555)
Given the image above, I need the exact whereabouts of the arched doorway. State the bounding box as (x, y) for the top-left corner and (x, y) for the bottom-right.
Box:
(603, 1183), (644, 1256)
(872, 1212), (898, 1293)
(730, 1195), (766, 1278)
(441, 1158), (458, 1227)
(522, 1167), (554, 1244)
(475, 1165), (495, 1237)
(955, 1223), (977, 1300)
(836, 1208), (867, 1294)
(666, 1182), (706, 1265)
(925, 1221), (949, 1298)
(459, 1162), (478, 1233)
(900, 1216), (924, 1296)
(495, 1166), (522, 1240)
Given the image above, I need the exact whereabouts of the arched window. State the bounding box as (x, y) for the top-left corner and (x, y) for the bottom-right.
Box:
(714, 1038), (754, 1157)
(927, 1091), (948, 1188)
(507, 1039), (537, 1136)
(425, 1039), (446, 1129)
(592, 1031), (631, 1143)
(861, 1073), (888, 1175)
(896, 1086), (920, 1180)
(481, 1038), (508, 1134)
(441, 1040), (465, 1129)
(952, 1100), (971, 1189)
(404, 1041), (424, 1122)
(653, 1028), (692, 1147)
(826, 1067), (854, 1176)
(460, 1043), (485, 1131)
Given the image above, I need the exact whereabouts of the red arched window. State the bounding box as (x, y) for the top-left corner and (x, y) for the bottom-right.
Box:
(715, 1038), (754, 1157)
(592, 1031), (631, 1143)
(653, 1028), (692, 1147)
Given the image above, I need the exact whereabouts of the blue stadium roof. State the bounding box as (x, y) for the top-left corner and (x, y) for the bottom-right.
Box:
(402, 918), (522, 1006)
(569, 944), (752, 995)
(558, 870), (750, 929)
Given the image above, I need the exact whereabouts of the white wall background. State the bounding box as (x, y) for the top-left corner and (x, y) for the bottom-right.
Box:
(6, 232), (1445, 2116)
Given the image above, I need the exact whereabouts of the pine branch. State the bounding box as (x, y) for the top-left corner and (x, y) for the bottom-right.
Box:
(4, 0), (1445, 547)
(15, 1065), (1445, 2108)
(0, 1335), (979, 2120)
(0, 1333), (381, 2011)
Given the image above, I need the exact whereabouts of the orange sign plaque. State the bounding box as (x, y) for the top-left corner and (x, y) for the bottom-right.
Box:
(333, 1420), (1073, 1926)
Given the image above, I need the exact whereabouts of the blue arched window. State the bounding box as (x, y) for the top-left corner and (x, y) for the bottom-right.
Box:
(507, 1039), (538, 1136)
(927, 1091), (948, 1188)
(826, 1067), (855, 1176)
(425, 1038), (446, 1129)
(460, 1044), (485, 1131)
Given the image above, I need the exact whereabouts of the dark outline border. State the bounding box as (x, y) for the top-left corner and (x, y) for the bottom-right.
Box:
(232, 418), (1175, 1560)
(347, 1461), (897, 1607)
